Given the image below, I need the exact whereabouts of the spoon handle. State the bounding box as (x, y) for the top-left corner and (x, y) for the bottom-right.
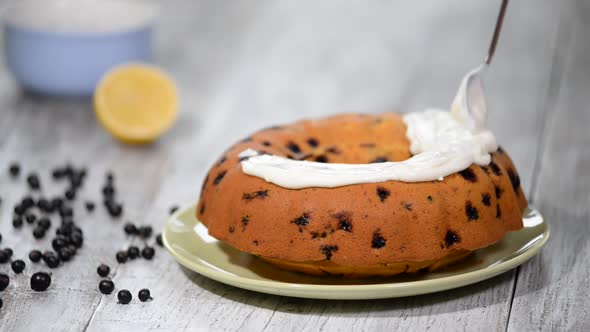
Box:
(485, 0), (509, 65)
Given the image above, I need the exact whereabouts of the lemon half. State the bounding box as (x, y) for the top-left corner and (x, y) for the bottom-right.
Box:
(94, 63), (178, 144)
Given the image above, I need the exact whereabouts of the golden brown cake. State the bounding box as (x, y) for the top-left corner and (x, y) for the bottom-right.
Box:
(197, 113), (527, 277)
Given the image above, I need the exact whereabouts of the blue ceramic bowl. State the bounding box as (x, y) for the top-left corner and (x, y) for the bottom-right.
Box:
(3, 0), (158, 96)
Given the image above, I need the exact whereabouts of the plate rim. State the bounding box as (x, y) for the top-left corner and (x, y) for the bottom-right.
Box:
(163, 203), (550, 300)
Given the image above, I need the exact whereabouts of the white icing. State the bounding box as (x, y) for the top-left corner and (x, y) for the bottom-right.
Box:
(239, 65), (498, 189)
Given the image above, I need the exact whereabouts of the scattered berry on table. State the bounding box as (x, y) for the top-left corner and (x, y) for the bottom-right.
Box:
(33, 227), (46, 239)
(85, 201), (95, 212)
(22, 197), (35, 209)
(117, 290), (132, 304)
(99, 280), (115, 295)
(11, 260), (25, 274)
(141, 246), (155, 260)
(37, 198), (52, 213)
(52, 237), (67, 251)
(124, 223), (137, 235)
(38, 217), (51, 230)
(8, 163), (20, 177)
(102, 185), (115, 197)
(29, 250), (42, 262)
(138, 289), (151, 302)
(25, 214), (37, 224)
(58, 248), (72, 262)
(106, 202), (123, 218)
(13, 204), (25, 216)
(26, 173), (41, 190)
(30, 272), (51, 292)
(97, 264), (110, 277)
(0, 251), (9, 264)
(156, 234), (163, 247)
(116, 251), (128, 263)
(139, 226), (153, 239)
(70, 233), (83, 248)
(4, 248), (13, 258)
(64, 189), (76, 201)
(0, 273), (9, 291)
(43, 252), (60, 268)
(127, 246), (140, 260)
(12, 216), (23, 228)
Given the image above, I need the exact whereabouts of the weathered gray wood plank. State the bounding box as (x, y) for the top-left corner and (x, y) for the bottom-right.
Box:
(507, 1), (590, 331)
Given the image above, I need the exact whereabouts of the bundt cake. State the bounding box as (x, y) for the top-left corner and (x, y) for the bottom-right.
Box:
(196, 109), (527, 278)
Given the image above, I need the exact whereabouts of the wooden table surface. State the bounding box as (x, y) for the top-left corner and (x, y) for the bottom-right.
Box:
(0, 0), (588, 331)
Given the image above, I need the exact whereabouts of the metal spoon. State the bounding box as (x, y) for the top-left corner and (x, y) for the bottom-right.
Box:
(451, 0), (509, 133)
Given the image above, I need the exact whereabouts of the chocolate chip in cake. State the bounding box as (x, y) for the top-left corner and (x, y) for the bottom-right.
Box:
(286, 141), (301, 154)
(459, 168), (477, 182)
(403, 202), (413, 211)
(262, 141), (272, 147)
(427, 195), (433, 202)
(370, 156), (389, 163)
(465, 201), (479, 221)
(241, 215), (249, 229)
(314, 155), (329, 163)
(334, 212), (353, 232)
(320, 245), (338, 260)
(228, 226), (235, 233)
(444, 230), (461, 247)
(291, 213), (311, 232)
(253, 240), (259, 246)
(495, 185), (503, 199)
(507, 169), (521, 192)
(216, 156), (227, 166)
(489, 161), (502, 176)
(326, 146), (341, 154)
(482, 193), (491, 206)
(199, 202), (206, 215)
(376, 187), (390, 202)
(496, 204), (502, 219)
(242, 190), (269, 201)
(371, 231), (386, 249)
(307, 138), (319, 148)
(311, 232), (328, 239)
(213, 171), (227, 185)
(480, 166), (490, 174)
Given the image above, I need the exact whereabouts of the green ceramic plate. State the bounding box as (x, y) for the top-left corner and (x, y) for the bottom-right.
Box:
(163, 204), (549, 300)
